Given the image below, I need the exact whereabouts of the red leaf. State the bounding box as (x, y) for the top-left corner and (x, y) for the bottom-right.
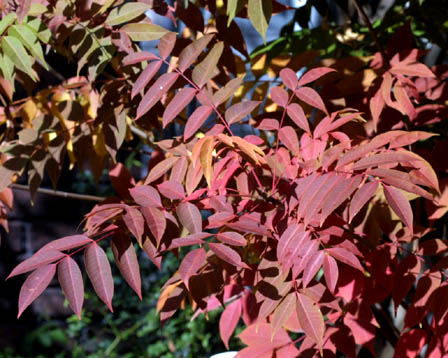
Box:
(270, 86), (289, 107)
(184, 105), (213, 141)
(302, 250), (325, 287)
(296, 292), (325, 354)
(209, 243), (247, 268)
(129, 185), (162, 208)
(287, 103), (310, 133)
(389, 131), (436, 149)
(383, 184), (413, 233)
(18, 264), (56, 318)
(280, 68), (298, 90)
(178, 34), (213, 72)
(192, 41), (224, 88)
(213, 77), (243, 106)
(170, 156), (189, 183)
(122, 206), (144, 245)
(219, 299), (242, 349)
(158, 32), (176, 59)
(349, 181), (379, 223)
(122, 51), (159, 66)
(84, 242), (114, 311)
(163, 87), (197, 128)
(323, 254), (339, 294)
(58, 256), (84, 319)
(8, 249), (65, 279)
(277, 224), (304, 263)
(298, 67), (336, 86)
(178, 248), (206, 289)
(37, 235), (92, 253)
(217, 232), (246, 246)
(225, 101), (261, 125)
(141, 207), (166, 245)
(395, 329), (427, 358)
(176, 202), (202, 234)
(131, 60), (163, 99)
(279, 126), (300, 156)
(109, 163), (135, 199)
(272, 293), (297, 338)
(328, 248), (363, 272)
(238, 322), (291, 348)
(136, 72), (179, 119)
(144, 156), (179, 184)
(169, 232), (212, 249)
(390, 63), (435, 78)
(295, 86), (327, 114)
(352, 151), (421, 171)
(142, 236), (162, 269)
(370, 90), (384, 131)
(157, 180), (185, 200)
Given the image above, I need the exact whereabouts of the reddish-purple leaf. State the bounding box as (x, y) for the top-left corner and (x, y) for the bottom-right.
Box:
(328, 248), (363, 272)
(131, 60), (163, 99)
(85, 242), (114, 311)
(129, 185), (162, 208)
(170, 156), (189, 183)
(295, 86), (327, 114)
(18, 264), (56, 318)
(209, 243), (247, 268)
(163, 87), (197, 128)
(394, 329), (427, 358)
(141, 207), (166, 245)
(279, 126), (300, 156)
(302, 250), (324, 287)
(213, 77), (243, 106)
(292, 239), (318, 279)
(297, 173), (332, 221)
(287, 103), (310, 133)
(258, 118), (279, 130)
(383, 184), (413, 233)
(352, 151), (421, 171)
(206, 212), (235, 229)
(58, 256), (84, 319)
(176, 202), (202, 234)
(272, 293), (297, 338)
(370, 90), (384, 130)
(298, 67), (336, 87)
(178, 247), (206, 289)
(388, 131), (436, 149)
(280, 68), (298, 90)
(169, 232), (212, 249)
(122, 206), (144, 245)
(178, 34), (213, 72)
(217, 232), (246, 246)
(219, 298), (242, 349)
(277, 224), (304, 263)
(238, 322), (291, 348)
(390, 63), (435, 78)
(122, 51), (159, 66)
(184, 105), (213, 141)
(157, 180), (185, 200)
(37, 235), (92, 253)
(144, 156), (179, 184)
(158, 32), (176, 59)
(8, 249), (65, 279)
(271, 86), (289, 107)
(349, 181), (379, 222)
(225, 101), (261, 125)
(323, 254), (338, 294)
(142, 236), (162, 269)
(296, 292), (325, 354)
(111, 233), (142, 299)
(136, 72), (179, 119)
(192, 41), (224, 88)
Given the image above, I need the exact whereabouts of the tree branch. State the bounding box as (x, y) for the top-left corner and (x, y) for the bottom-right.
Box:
(10, 183), (105, 202)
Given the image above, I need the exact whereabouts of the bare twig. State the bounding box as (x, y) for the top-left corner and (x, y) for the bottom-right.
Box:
(11, 183), (105, 202)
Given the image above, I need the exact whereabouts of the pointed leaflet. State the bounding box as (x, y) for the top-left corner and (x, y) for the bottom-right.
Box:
(271, 86), (289, 107)
(389, 131), (436, 149)
(122, 206), (144, 244)
(141, 207), (166, 245)
(220, 298), (242, 349)
(85, 242), (114, 311)
(121, 23), (170, 42)
(158, 32), (176, 59)
(37, 235), (92, 253)
(225, 101), (261, 125)
(280, 68), (298, 90)
(136, 72), (179, 119)
(349, 181), (379, 223)
(200, 136), (214, 187)
(370, 90), (384, 130)
(178, 34), (213, 72)
(302, 250), (325, 287)
(277, 224), (303, 263)
(105, 2), (151, 26)
(18, 264), (56, 318)
(287, 103), (310, 133)
(296, 292), (325, 354)
(122, 51), (159, 66)
(209, 243), (247, 268)
(247, 0), (272, 43)
(170, 156), (189, 183)
(178, 247), (206, 289)
(142, 236), (162, 269)
(176, 202), (202, 234)
(352, 151), (421, 171)
(298, 68), (336, 87)
(279, 126), (300, 156)
(58, 256), (84, 319)
(192, 41), (224, 88)
(272, 293), (297, 339)
(1, 36), (36, 81)
(323, 254), (338, 294)
(131, 60), (162, 99)
(327, 248), (363, 272)
(163, 87), (196, 128)
(129, 185), (162, 208)
(213, 77), (243, 106)
(217, 232), (246, 246)
(111, 233), (142, 299)
(295, 87), (327, 114)
(8, 249), (65, 279)
(157, 180), (185, 200)
(383, 184), (413, 233)
(144, 156), (179, 184)
(8, 24), (47, 69)
(184, 105), (213, 140)
(169, 232), (211, 249)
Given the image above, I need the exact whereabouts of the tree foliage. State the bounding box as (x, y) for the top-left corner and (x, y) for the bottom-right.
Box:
(1, 0), (448, 357)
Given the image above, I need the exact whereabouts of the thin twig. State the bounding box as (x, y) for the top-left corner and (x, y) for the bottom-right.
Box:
(10, 183), (105, 202)
(351, 0), (391, 69)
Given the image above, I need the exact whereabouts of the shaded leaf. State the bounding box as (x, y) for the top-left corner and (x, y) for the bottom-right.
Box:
(192, 41), (224, 88)
(58, 256), (84, 319)
(178, 34), (213, 72)
(176, 202), (202, 234)
(163, 87), (196, 128)
(209, 243), (247, 268)
(349, 181), (379, 222)
(8, 249), (65, 279)
(131, 60), (163, 99)
(296, 292), (325, 354)
(383, 184), (413, 233)
(179, 248), (206, 289)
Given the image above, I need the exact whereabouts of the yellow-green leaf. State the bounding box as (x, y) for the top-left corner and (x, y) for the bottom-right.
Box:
(192, 41), (224, 88)
(29, 3), (47, 16)
(25, 18), (51, 44)
(0, 13), (16, 36)
(1, 36), (37, 81)
(121, 23), (170, 42)
(105, 3), (151, 26)
(226, 0), (245, 26)
(9, 24), (48, 69)
(247, 0), (272, 43)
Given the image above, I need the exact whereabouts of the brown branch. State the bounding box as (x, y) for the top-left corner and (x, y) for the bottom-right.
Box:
(351, 0), (391, 69)
(10, 183), (105, 202)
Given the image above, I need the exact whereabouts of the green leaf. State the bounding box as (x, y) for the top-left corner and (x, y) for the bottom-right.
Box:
(0, 13), (16, 36)
(105, 2), (151, 26)
(8, 24), (48, 69)
(247, 0), (272, 43)
(25, 18), (51, 44)
(226, 0), (245, 26)
(1, 36), (37, 81)
(121, 23), (170, 42)
(0, 53), (15, 85)
(29, 2), (48, 16)
(192, 41), (224, 88)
